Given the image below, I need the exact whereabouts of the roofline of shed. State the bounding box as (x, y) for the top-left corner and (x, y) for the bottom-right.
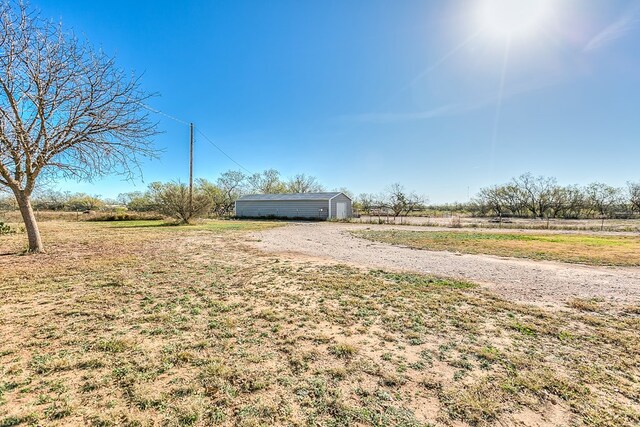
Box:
(329, 192), (352, 201)
(237, 192), (352, 202)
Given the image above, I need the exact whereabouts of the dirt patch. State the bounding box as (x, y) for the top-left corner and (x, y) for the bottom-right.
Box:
(249, 222), (640, 308)
(1, 221), (639, 426)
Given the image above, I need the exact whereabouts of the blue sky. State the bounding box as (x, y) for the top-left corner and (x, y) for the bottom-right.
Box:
(37, 0), (640, 203)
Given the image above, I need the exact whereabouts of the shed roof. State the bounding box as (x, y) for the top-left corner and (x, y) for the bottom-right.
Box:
(237, 192), (349, 202)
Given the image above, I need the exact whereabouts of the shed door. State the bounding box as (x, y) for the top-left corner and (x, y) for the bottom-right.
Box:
(336, 202), (347, 219)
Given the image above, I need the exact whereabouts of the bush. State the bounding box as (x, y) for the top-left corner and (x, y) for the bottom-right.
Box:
(0, 222), (14, 235)
(86, 212), (164, 222)
(149, 181), (211, 224)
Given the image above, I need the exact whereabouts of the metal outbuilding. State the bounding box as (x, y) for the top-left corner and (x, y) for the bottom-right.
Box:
(235, 192), (352, 220)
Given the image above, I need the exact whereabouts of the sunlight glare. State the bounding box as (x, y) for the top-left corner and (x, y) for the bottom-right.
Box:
(479, 0), (551, 39)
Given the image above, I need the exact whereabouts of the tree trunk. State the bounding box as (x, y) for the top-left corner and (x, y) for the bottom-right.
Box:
(14, 190), (44, 253)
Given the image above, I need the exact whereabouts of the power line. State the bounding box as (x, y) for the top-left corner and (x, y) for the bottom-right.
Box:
(195, 128), (252, 174)
(136, 101), (252, 174)
(137, 101), (190, 126)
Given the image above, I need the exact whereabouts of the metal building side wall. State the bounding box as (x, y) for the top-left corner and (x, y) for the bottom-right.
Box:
(329, 194), (353, 218)
(235, 200), (330, 219)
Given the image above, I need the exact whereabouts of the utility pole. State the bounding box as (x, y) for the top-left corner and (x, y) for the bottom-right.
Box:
(189, 123), (194, 214)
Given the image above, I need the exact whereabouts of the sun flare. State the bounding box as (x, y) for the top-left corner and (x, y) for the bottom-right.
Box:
(478, 0), (551, 39)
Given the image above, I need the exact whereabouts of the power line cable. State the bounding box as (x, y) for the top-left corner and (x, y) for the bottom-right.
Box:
(137, 101), (190, 126)
(136, 101), (252, 174)
(195, 128), (252, 174)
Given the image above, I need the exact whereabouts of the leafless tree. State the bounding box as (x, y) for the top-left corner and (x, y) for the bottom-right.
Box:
(628, 182), (640, 214)
(0, 2), (158, 251)
(584, 182), (623, 218)
(356, 193), (375, 215)
(248, 169), (286, 194)
(475, 185), (507, 217)
(286, 173), (324, 193)
(511, 173), (557, 218)
(216, 170), (247, 214)
(385, 183), (424, 219)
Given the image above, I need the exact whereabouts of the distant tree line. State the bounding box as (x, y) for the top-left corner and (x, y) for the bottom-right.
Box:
(355, 183), (426, 219)
(0, 190), (108, 212)
(352, 174), (640, 221)
(124, 169), (332, 222)
(0, 169), (337, 223)
(3, 171), (638, 222)
(467, 173), (639, 219)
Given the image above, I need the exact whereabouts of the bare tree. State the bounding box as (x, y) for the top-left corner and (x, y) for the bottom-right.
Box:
(31, 189), (69, 211)
(0, 190), (16, 210)
(501, 184), (525, 216)
(286, 173), (324, 193)
(628, 182), (640, 214)
(475, 185), (507, 217)
(511, 173), (557, 218)
(248, 169), (286, 194)
(385, 183), (424, 219)
(585, 182), (623, 218)
(216, 170), (247, 215)
(356, 193), (375, 215)
(0, 2), (157, 251)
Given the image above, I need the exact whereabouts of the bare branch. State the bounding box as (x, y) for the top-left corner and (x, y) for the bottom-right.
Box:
(0, 1), (158, 197)
(0, 1), (159, 251)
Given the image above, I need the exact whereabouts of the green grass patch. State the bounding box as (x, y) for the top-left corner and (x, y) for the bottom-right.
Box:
(370, 270), (475, 289)
(353, 229), (640, 266)
(1, 221), (638, 426)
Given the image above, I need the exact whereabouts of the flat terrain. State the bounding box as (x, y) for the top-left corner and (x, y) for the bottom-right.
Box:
(251, 223), (640, 307)
(1, 220), (639, 426)
(355, 215), (640, 232)
(353, 229), (640, 266)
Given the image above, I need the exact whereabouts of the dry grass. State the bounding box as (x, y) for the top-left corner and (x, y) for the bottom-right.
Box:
(0, 220), (639, 426)
(353, 229), (640, 266)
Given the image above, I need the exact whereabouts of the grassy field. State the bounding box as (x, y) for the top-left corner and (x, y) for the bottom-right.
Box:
(353, 215), (640, 232)
(1, 221), (639, 426)
(353, 229), (640, 266)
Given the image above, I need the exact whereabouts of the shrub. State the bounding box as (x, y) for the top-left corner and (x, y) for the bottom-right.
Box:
(149, 181), (211, 224)
(86, 212), (164, 222)
(0, 222), (14, 235)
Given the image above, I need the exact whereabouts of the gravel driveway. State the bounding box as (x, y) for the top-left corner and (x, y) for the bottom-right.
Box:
(249, 222), (640, 308)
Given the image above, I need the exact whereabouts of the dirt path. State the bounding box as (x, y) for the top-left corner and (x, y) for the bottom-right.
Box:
(249, 222), (640, 308)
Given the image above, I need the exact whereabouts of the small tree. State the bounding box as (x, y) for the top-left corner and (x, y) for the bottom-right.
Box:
(584, 182), (623, 225)
(31, 189), (69, 211)
(0, 2), (157, 252)
(0, 189), (16, 210)
(357, 193), (375, 215)
(475, 185), (507, 217)
(248, 169), (286, 194)
(65, 194), (104, 211)
(215, 170), (247, 215)
(150, 181), (210, 224)
(118, 191), (156, 212)
(628, 182), (640, 214)
(385, 183), (424, 219)
(286, 173), (324, 193)
(511, 173), (557, 218)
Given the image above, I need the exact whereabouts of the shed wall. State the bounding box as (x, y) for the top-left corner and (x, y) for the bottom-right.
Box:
(329, 194), (353, 219)
(235, 200), (329, 219)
